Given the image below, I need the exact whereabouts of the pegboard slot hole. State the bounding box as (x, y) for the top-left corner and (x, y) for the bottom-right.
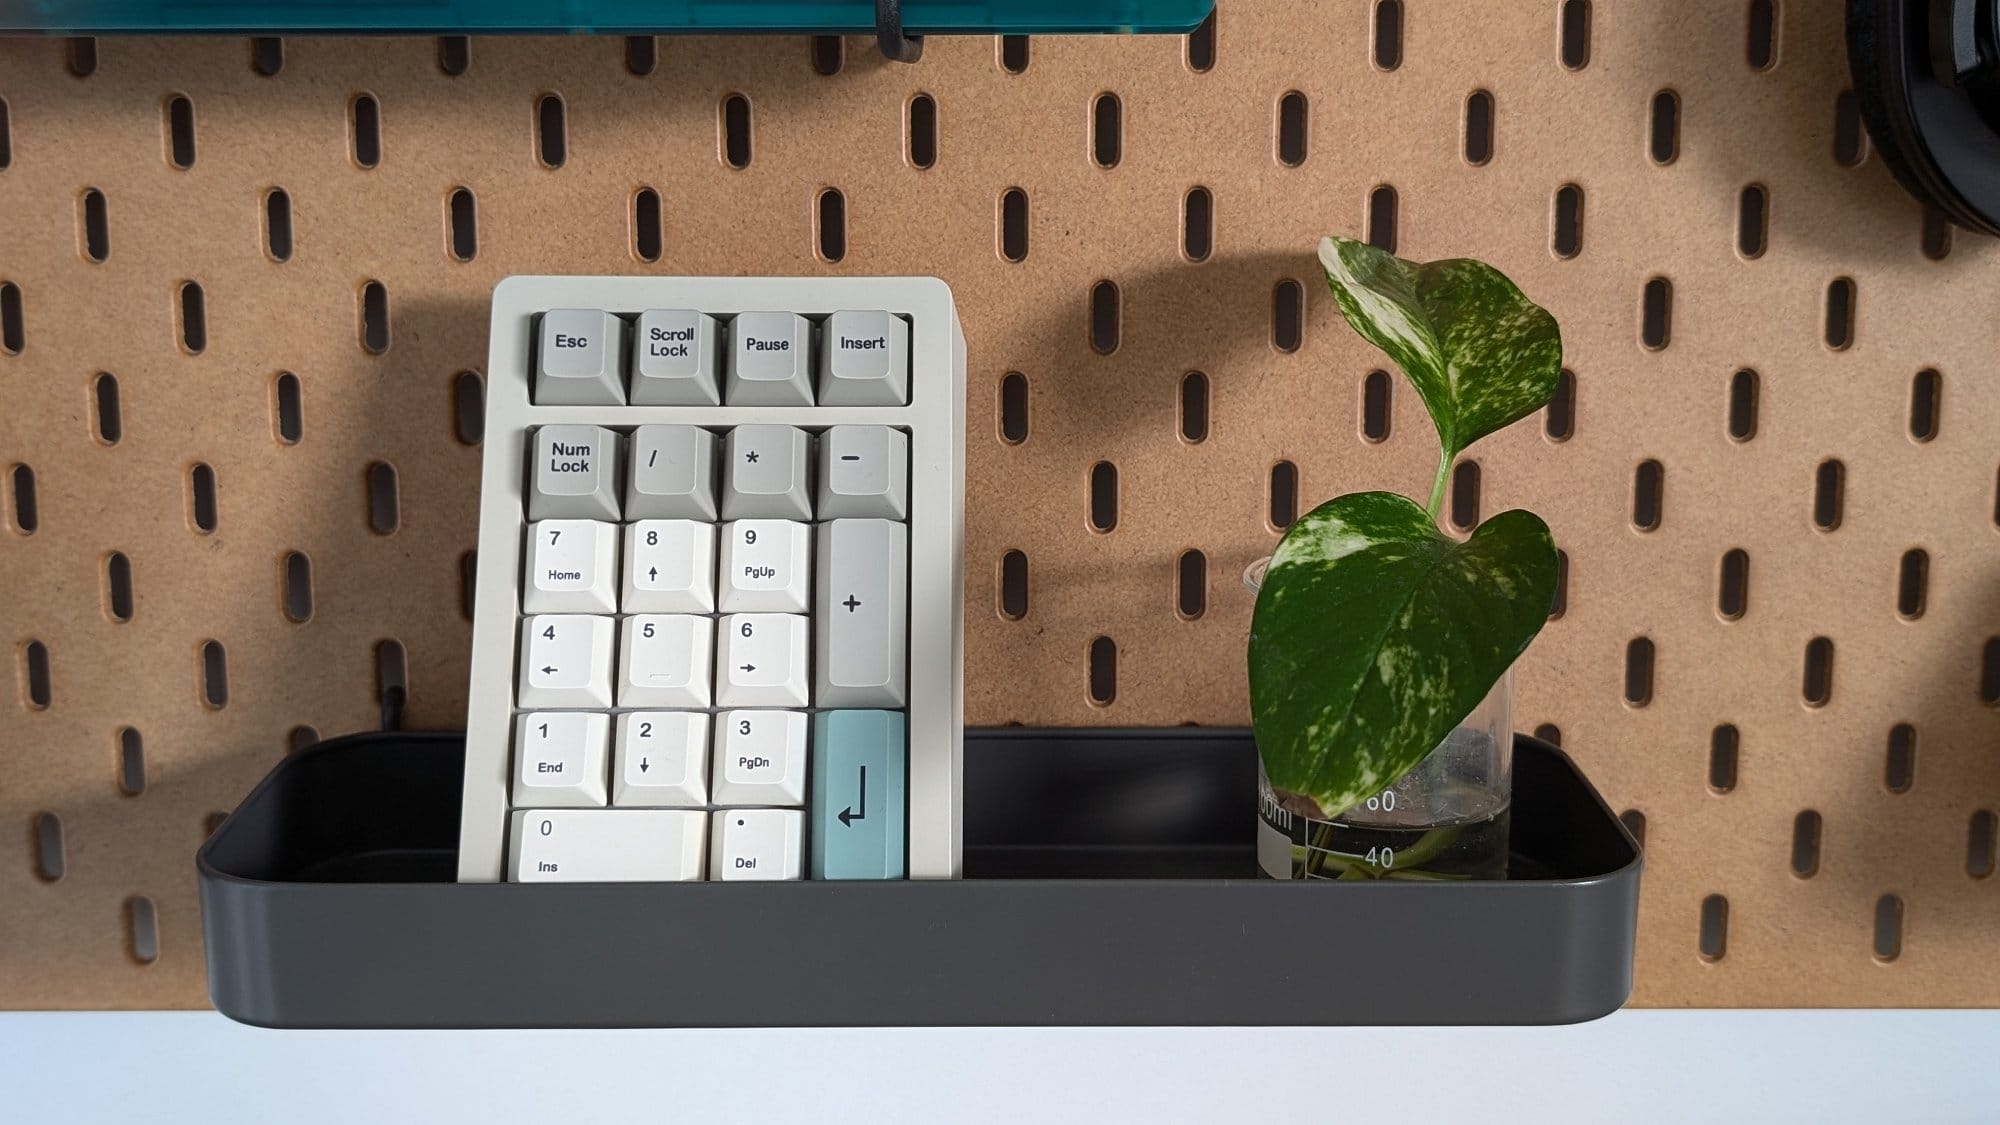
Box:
(1090, 280), (1121, 354)
(204, 811), (229, 836)
(367, 461), (400, 534)
(1624, 637), (1655, 706)
(721, 93), (752, 168)
(459, 551), (477, 622)
(1373, 0), (1403, 69)
(105, 551), (133, 622)
(1802, 636), (1834, 707)
(999, 188), (1029, 262)
(1824, 277), (1855, 349)
(1968, 811), (1996, 878)
(9, 463), (37, 533)
(1276, 92), (1308, 166)
(1560, 0), (1591, 69)
(273, 371), (302, 444)
(1728, 369), (1759, 440)
(188, 462), (217, 533)
(438, 37), (470, 75)
(1698, 895), (1728, 960)
(1179, 371), (1210, 443)
(625, 36), (657, 77)
(448, 187), (478, 262)
(23, 639), (51, 709)
(1362, 369), (1392, 442)
(1790, 810), (1822, 877)
(349, 93), (380, 168)
(1449, 460), (1481, 531)
(1737, 184), (1767, 258)
(1619, 809), (1646, 846)
(93, 373), (122, 445)
(998, 550), (1029, 620)
(535, 93), (566, 168)
(1182, 187), (1213, 262)
(1649, 90), (1679, 164)
(1552, 183), (1583, 258)
(633, 188), (664, 262)
(1186, 10), (1216, 72)
(1885, 723), (1916, 793)
(264, 188), (293, 262)
(1271, 279), (1303, 352)
(816, 188), (847, 263)
(454, 370), (484, 444)
(361, 280), (390, 354)
(1091, 93), (1122, 168)
(907, 94), (938, 169)
(1872, 894), (1903, 961)
(251, 36), (283, 76)
(1641, 277), (1672, 349)
(80, 188), (109, 262)
(118, 727), (145, 796)
(1632, 459), (1664, 531)
(811, 35), (843, 76)
(1087, 636), (1117, 706)
(1922, 206), (1953, 259)
(283, 551), (313, 623)
(1176, 549), (1208, 620)
(32, 812), (64, 881)
(0, 98), (11, 169)
(1908, 368), (1940, 441)
(1088, 462), (1118, 532)
(1, 282), (20, 354)
(377, 638), (409, 705)
(1367, 184), (1398, 252)
(1813, 459), (1844, 531)
(1747, 0), (1778, 69)
(1463, 90), (1494, 165)
(126, 896), (159, 964)
(1533, 723), (1562, 746)
(66, 36), (97, 77)
(1269, 461), (1298, 530)
(998, 33), (1031, 73)
(998, 372), (1029, 443)
(200, 640), (228, 708)
(1709, 724), (1739, 792)
(1835, 90), (1868, 165)
(178, 281), (206, 354)
(1981, 637), (2000, 705)
(1718, 548), (1749, 620)
(1896, 548), (1928, 619)
(165, 95), (196, 169)
(1545, 368), (1575, 440)
(1550, 549), (1568, 619)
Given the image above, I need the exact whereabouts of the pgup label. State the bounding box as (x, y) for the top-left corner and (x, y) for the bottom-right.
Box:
(743, 565), (776, 580)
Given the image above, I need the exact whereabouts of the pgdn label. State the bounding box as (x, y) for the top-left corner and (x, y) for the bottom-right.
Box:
(737, 756), (771, 771)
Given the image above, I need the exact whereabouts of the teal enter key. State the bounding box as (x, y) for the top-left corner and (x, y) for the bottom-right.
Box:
(810, 710), (907, 880)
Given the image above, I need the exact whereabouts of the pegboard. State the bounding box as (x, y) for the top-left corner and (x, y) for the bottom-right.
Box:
(2, 0), (1997, 1011)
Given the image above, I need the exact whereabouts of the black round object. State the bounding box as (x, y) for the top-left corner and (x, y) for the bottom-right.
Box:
(1848, 0), (2000, 234)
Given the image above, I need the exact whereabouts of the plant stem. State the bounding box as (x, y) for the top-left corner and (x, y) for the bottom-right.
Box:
(1426, 452), (1453, 523)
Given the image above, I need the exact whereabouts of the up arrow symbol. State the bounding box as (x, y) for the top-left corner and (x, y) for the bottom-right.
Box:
(648, 566), (658, 581)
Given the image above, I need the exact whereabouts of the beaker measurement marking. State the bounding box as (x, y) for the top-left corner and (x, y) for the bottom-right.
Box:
(1363, 791), (1397, 813)
(1365, 846), (1395, 869)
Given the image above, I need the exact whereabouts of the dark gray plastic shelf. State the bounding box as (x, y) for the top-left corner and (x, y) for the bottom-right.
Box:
(198, 728), (1640, 1028)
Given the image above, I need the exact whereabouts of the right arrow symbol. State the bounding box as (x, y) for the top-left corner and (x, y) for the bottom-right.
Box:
(837, 764), (868, 827)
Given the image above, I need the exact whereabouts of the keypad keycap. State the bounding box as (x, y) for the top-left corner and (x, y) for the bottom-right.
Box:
(623, 519), (715, 613)
(631, 310), (721, 406)
(517, 614), (615, 708)
(709, 808), (804, 881)
(811, 710), (907, 879)
(513, 711), (611, 807)
(817, 425), (909, 520)
(815, 519), (908, 708)
(627, 424), (718, 521)
(718, 519), (810, 613)
(711, 709), (808, 806)
(536, 309), (628, 406)
(613, 711), (709, 807)
(530, 424), (622, 521)
(726, 311), (814, 406)
(617, 614), (713, 708)
(818, 310), (909, 406)
(509, 808), (707, 882)
(523, 519), (618, 614)
(716, 612), (810, 708)
(722, 424), (811, 520)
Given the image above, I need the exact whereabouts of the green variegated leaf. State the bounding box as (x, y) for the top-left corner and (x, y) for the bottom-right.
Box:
(1248, 492), (1558, 819)
(1316, 236), (1561, 464)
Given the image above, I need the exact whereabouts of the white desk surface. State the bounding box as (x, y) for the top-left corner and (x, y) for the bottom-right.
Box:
(3, 1009), (1995, 1123)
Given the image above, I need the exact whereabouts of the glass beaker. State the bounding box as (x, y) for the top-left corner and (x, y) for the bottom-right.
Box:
(1245, 558), (1513, 881)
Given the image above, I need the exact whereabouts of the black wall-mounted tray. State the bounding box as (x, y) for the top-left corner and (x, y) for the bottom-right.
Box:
(198, 728), (1641, 1029)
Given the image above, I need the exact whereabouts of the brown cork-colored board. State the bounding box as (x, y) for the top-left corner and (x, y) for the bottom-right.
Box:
(2, 1), (1997, 1011)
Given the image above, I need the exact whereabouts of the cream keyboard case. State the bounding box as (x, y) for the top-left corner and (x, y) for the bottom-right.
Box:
(458, 276), (967, 883)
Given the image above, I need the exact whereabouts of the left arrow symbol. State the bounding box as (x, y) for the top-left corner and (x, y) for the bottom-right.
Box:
(540, 665), (558, 675)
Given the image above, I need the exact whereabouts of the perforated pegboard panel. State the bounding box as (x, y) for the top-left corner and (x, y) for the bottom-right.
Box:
(3, 1), (1997, 1010)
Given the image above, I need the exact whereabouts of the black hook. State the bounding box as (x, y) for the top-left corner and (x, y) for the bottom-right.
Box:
(876, 0), (924, 62)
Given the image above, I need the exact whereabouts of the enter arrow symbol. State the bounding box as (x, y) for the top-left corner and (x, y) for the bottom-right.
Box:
(837, 764), (868, 827)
